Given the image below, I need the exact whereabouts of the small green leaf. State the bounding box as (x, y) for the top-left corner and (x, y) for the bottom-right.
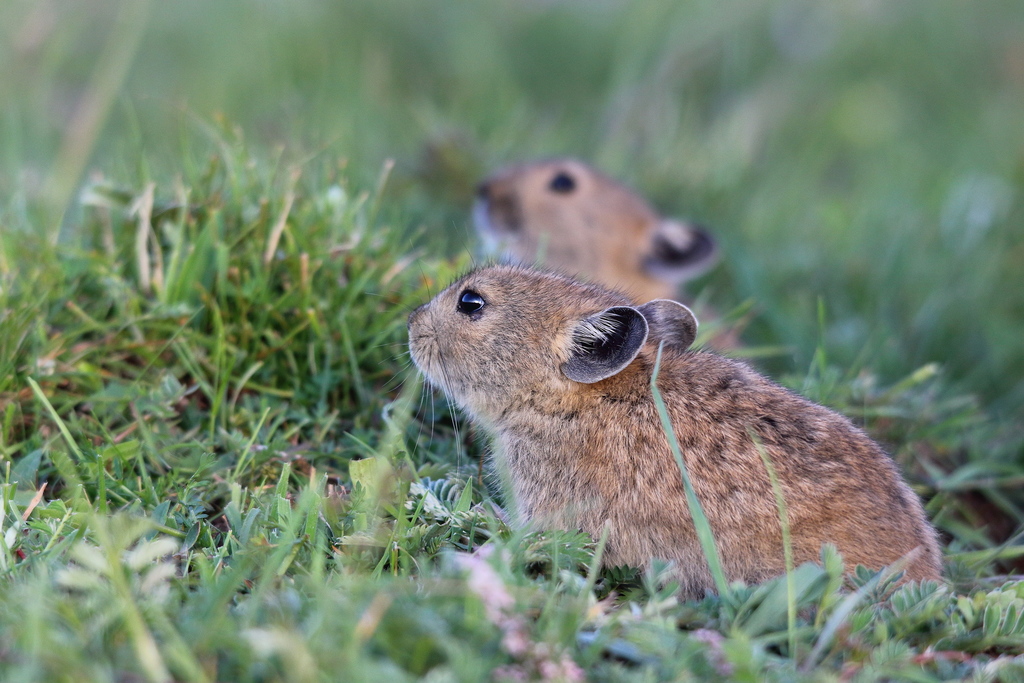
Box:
(183, 523), (201, 551)
(983, 602), (1002, 637)
(454, 479), (473, 514)
(350, 457), (391, 492)
(239, 508), (262, 545)
(151, 500), (171, 527)
(11, 448), (42, 489)
(739, 562), (828, 637)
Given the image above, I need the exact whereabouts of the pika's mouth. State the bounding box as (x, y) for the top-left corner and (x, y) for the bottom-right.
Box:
(407, 329), (435, 378)
(412, 342), (466, 406)
(472, 199), (501, 255)
(473, 196), (521, 240)
(407, 325), (454, 395)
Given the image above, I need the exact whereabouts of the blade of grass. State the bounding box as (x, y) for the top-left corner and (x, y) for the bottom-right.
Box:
(650, 342), (729, 597)
(263, 166), (299, 267)
(581, 521), (611, 599)
(749, 428), (797, 657)
(231, 406), (272, 483)
(26, 377), (85, 496)
(44, 0), (152, 238)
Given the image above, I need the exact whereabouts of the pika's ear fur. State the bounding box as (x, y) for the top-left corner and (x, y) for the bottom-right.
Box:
(637, 299), (698, 351)
(561, 306), (648, 384)
(644, 219), (719, 284)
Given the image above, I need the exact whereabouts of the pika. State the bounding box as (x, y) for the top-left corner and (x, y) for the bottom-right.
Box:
(473, 158), (719, 305)
(408, 265), (942, 597)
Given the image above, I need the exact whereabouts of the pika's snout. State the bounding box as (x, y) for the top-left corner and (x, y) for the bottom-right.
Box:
(407, 303), (428, 329)
(406, 302), (434, 382)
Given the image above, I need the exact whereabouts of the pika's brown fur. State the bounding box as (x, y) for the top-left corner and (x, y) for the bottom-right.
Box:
(408, 265), (942, 598)
(474, 159), (718, 305)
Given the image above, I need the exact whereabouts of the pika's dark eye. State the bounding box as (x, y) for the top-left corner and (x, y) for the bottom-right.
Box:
(548, 171), (576, 194)
(457, 290), (486, 316)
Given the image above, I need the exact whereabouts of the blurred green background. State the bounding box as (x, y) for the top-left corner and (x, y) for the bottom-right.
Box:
(2, 0), (1023, 415)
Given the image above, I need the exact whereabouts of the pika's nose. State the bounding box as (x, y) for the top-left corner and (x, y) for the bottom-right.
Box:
(475, 181), (491, 200)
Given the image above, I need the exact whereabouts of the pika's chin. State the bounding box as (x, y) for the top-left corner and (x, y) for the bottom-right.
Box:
(472, 199), (512, 259)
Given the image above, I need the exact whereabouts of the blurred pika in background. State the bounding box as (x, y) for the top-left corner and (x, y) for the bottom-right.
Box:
(474, 158), (719, 304)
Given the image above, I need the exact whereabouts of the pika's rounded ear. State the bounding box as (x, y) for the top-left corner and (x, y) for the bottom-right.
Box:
(643, 219), (719, 284)
(637, 299), (698, 351)
(561, 306), (648, 384)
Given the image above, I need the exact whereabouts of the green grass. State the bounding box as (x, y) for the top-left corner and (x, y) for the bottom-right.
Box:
(1, 0), (1024, 680)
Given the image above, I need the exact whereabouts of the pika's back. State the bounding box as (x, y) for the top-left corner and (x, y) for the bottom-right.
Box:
(474, 159), (718, 303)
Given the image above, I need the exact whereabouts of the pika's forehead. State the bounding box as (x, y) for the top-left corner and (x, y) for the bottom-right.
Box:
(494, 158), (593, 184)
(443, 265), (631, 310)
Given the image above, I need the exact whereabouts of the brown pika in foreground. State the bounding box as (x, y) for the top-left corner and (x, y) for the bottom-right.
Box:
(408, 265), (942, 598)
(474, 158), (719, 305)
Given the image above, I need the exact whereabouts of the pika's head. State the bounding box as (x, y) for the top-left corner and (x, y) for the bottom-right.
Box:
(473, 159), (718, 301)
(408, 265), (698, 422)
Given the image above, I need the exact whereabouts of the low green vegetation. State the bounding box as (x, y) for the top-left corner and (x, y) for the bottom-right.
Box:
(1, 1), (1023, 680)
